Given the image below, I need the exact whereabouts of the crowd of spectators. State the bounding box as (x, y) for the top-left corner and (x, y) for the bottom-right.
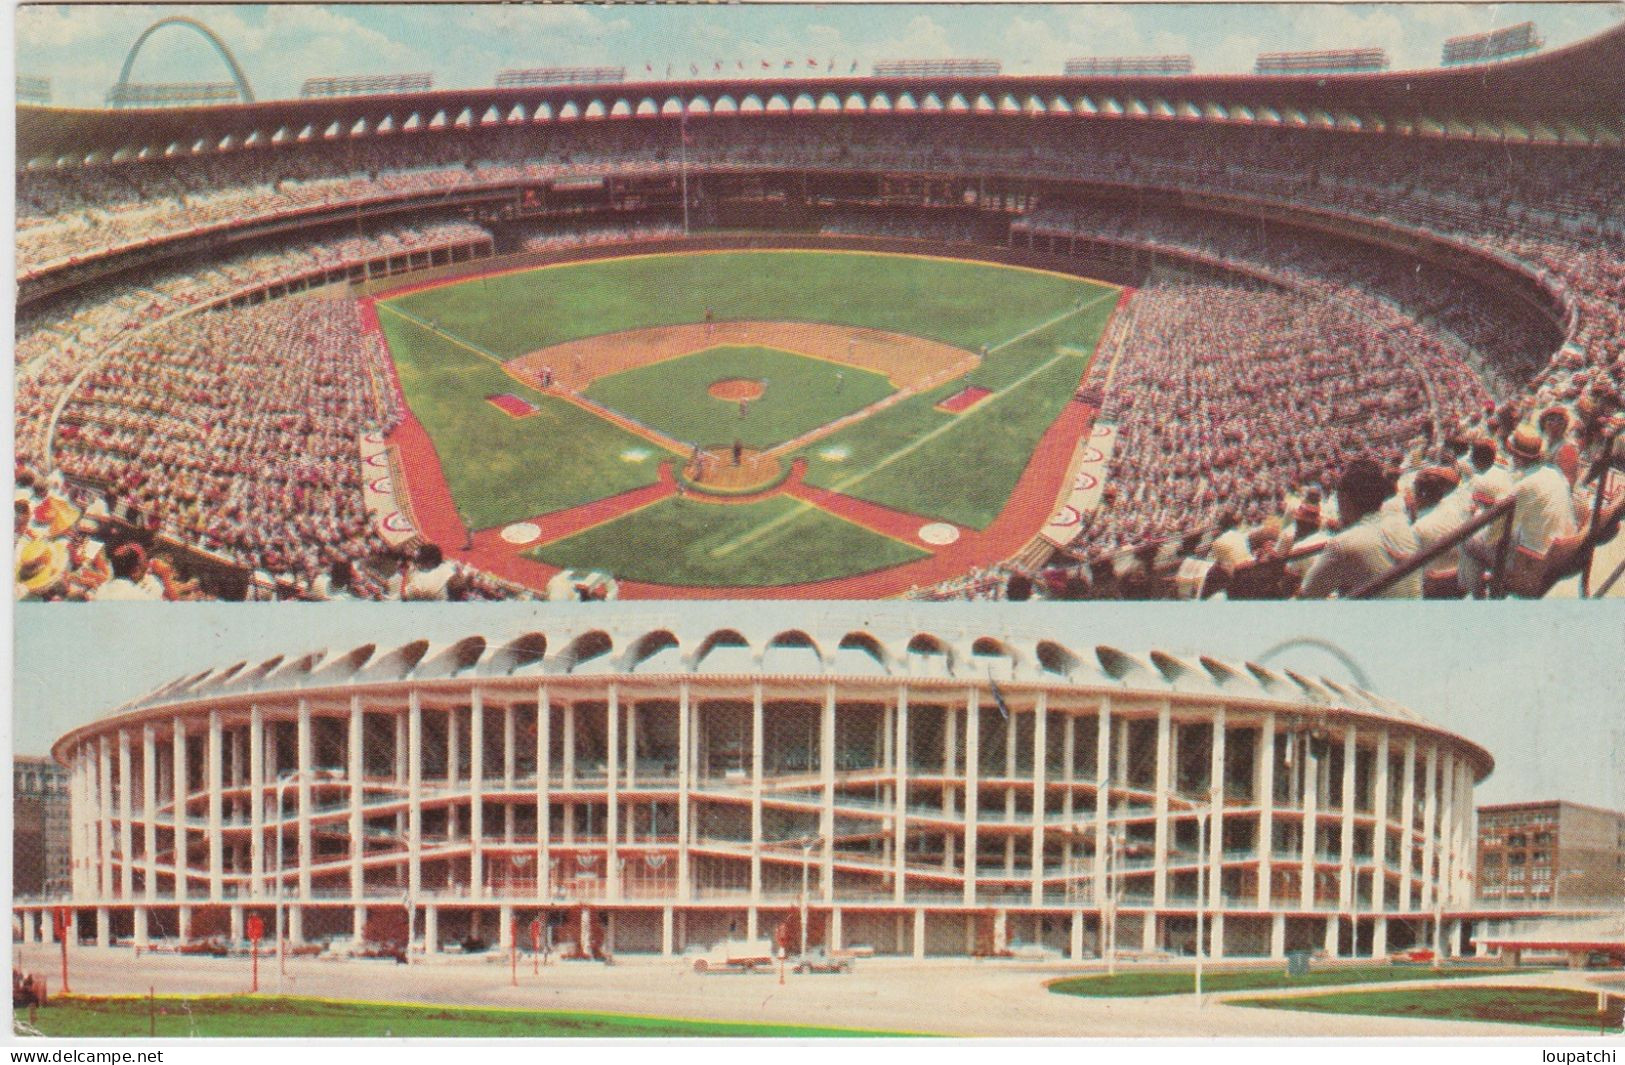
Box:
(16, 112), (1623, 600)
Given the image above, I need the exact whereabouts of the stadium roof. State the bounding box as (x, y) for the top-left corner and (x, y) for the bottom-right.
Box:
(17, 22), (1625, 165)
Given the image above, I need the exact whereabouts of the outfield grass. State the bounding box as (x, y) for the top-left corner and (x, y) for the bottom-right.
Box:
(1049, 965), (1517, 998)
(377, 250), (1116, 574)
(1234, 986), (1624, 1033)
(528, 494), (928, 586)
(583, 345), (893, 448)
(386, 250), (1093, 357)
(19, 995), (913, 1038)
(798, 288), (1115, 529)
(376, 307), (663, 530)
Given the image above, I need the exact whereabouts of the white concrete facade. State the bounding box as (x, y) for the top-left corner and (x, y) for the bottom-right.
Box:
(45, 623), (1492, 959)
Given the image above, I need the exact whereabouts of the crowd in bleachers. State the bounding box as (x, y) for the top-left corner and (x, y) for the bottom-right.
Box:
(516, 220), (683, 254)
(15, 113), (1624, 600)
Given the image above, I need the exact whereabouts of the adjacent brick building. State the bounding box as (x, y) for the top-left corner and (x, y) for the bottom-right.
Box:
(1476, 800), (1625, 907)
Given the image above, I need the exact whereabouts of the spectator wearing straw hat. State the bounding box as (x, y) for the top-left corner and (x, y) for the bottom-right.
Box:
(1505, 423), (1577, 562)
(15, 537), (70, 601)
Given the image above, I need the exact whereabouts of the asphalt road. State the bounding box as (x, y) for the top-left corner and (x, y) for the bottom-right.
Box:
(14, 943), (1624, 1039)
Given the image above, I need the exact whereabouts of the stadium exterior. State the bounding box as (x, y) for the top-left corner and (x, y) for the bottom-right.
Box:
(28, 620), (1493, 961)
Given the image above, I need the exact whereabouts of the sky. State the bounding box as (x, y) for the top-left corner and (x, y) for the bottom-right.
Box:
(12, 600), (1623, 811)
(10, 2), (1625, 108)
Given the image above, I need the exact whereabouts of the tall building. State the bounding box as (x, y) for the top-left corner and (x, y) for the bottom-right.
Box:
(14, 755), (72, 898)
(23, 621), (1491, 960)
(1476, 800), (1625, 907)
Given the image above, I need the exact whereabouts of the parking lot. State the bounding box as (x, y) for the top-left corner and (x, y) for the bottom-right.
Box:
(12, 942), (1613, 1038)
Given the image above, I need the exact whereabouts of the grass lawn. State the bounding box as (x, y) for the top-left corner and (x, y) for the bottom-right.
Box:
(528, 494), (928, 586)
(377, 249), (1116, 567)
(1049, 965), (1518, 998)
(385, 250), (1094, 357)
(583, 345), (893, 448)
(19, 995), (914, 1038)
(1233, 985), (1624, 1033)
(376, 307), (662, 530)
(799, 287), (1115, 529)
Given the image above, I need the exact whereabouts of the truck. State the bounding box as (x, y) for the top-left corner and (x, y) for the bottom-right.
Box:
(691, 938), (777, 974)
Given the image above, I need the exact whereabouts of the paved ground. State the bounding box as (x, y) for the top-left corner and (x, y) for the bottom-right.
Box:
(13, 945), (1620, 1039)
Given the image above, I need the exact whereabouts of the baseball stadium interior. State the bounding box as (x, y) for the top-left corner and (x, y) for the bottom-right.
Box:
(12, 17), (1625, 602)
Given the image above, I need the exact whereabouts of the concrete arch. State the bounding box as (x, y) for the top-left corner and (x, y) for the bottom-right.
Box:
(311, 644), (377, 684)
(835, 632), (889, 672)
(485, 633), (548, 676)
(557, 630), (613, 673)
(622, 630), (680, 673)
(1035, 640), (1082, 678)
(112, 15), (255, 105)
(904, 633), (955, 674)
(691, 629), (752, 670)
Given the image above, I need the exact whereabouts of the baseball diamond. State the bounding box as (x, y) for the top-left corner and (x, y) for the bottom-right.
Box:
(369, 249), (1119, 595)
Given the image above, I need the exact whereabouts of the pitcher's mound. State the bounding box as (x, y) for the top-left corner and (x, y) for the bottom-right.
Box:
(708, 378), (766, 402)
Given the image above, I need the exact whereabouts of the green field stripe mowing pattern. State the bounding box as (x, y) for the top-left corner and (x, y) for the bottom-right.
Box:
(528, 494), (928, 586)
(379, 251), (1114, 583)
(583, 345), (894, 448)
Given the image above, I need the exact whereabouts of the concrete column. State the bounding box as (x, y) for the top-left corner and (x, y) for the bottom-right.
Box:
(471, 689), (485, 900)
(133, 907), (149, 948)
(1004, 710), (1018, 876)
(1270, 913), (1286, 959)
(118, 731), (134, 899)
(98, 736), (114, 899)
(820, 681), (836, 901)
(394, 712), (407, 788)
(1437, 752), (1456, 913)
(1256, 718), (1275, 909)
(352, 905), (366, 945)
(96, 907), (110, 947)
(1070, 911), (1085, 960)
(562, 702), (575, 787)
(239, 718), (258, 900)
(408, 691), (423, 897)
(830, 907), (843, 950)
(1372, 915), (1388, 958)
(503, 704), (517, 790)
(499, 904), (513, 949)
(605, 684), (619, 902)
(661, 906), (674, 957)
(1421, 745), (1439, 911)
(750, 681), (764, 906)
(1209, 911), (1225, 959)
(912, 909), (926, 960)
(893, 685), (909, 904)
(349, 696), (364, 900)
(172, 719), (187, 901)
(962, 688), (980, 905)
(297, 700), (313, 901)
(1031, 692), (1047, 906)
(1372, 730), (1389, 913)
(1152, 701), (1171, 908)
(538, 685), (551, 900)
(1208, 708), (1226, 907)
(675, 682), (689, 902)
(625, 701), (637, 791)
(1092, 700), (1110, 905)
(1299, 732), (1319, 912)
(424, 905), (438, 954)
(1339, 727), (1357, 911)
(746, 905), (758, 941)
(1141, 911), (1157, 952)
(1323, 915), (1339, 957)
(230, 905), (244, 941)
(208, 711), (224, 902)
(1399, 735), (1417, 910)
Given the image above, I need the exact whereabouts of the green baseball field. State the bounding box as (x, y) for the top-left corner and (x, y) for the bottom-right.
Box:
(373, 248), (1118, 591)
